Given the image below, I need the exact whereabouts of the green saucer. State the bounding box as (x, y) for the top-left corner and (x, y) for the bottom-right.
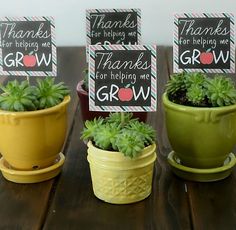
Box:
(167, 151), (236, 182)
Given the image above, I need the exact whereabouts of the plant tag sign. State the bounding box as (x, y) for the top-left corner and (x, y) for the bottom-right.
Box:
(86, 9), (141, 60)
(174, 13), (235, 73)
(0, 17), (57, 76)
(89, 45), (157, 112)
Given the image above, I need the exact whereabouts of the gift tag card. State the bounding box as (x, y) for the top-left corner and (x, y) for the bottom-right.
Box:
(0, 17), (57, 76)
(174, 13), (235, 73)
(86, 9), (141, 60)
(88, 45), (157, 112)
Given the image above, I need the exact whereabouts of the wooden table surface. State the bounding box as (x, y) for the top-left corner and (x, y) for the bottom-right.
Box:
(1, 47), (236, 230)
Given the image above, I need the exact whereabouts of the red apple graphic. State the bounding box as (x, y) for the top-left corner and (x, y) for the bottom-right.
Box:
(200, 49), (214, 64)
(118, 85), (133, 101)
(23, 52), (37, 67)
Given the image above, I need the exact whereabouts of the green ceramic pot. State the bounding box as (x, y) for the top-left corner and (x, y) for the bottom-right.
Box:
(163, 92), (236, 169)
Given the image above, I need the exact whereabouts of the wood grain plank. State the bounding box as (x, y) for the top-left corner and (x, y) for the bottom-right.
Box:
(149, 47), (192, 230)
(0, 47), (84, 230)
(44, 47), (192, 230)
(187, 176), (236, 230)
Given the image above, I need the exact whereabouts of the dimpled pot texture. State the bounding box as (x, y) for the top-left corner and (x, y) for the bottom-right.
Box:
(0, 96), (70, 170)
(87, 141), (157, 204)
(163, 92), (236, 169)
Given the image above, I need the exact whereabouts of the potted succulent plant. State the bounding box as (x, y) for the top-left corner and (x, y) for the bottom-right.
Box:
(76, 69), (147, 122)
(0, 77), (70, 183)
(81, 112), (156, 204)
(163, 72), (236, 182)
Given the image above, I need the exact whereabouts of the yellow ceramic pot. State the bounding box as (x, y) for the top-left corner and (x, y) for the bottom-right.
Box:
(87, 141), (157, 204)
(0, 96), (70, 170)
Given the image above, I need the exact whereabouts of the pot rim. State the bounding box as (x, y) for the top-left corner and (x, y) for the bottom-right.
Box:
(87, 141), (157, 170)
(87, 141), (156, 160)
(76, 80), (88, 96)
(0, 95), (70, 117)
(162, 92), (236, 112)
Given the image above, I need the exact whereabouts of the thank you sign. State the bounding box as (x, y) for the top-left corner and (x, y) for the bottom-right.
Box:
(174, 13), (235, 73)
(0, 17), (57, 76)
(89, 45), (157, 112)
(86, 9), (141, 46)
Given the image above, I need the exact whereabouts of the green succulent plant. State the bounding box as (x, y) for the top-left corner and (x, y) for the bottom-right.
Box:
(166, 72), (236, 107)
(186, 84), (206, 106)
(165, 72), (186, 96)
(127, 121), (156, 146)
(0, 80), (38, 111)
(81, 113), (156, 158)
(206, 76), (236, 107)
(81, 117), (104, 140)
(93, 123), (121, 150)
(115, 132), (145, 158)
(0, 78), (69, 112)
(36, 77), (70, 109)
(184, 72), (206, 88)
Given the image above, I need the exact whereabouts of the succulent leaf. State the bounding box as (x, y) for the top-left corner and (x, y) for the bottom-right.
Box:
(127, 121), (155, 145)
(166, 72), (186, 96)
(0, 80), (38, 111)
(184, 72), (207, 88)
(36, 77), (70, 109)
(186, 84), (206, 106)
(115, 132), (145, 158)
(81, 117), (104, 141)
(206, 76), (236, 107)
(93, 123), (121, 150)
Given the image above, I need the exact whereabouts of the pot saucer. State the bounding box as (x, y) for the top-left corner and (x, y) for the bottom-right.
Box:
(167, 151), (236, 182)
(0, 153), (65, 183)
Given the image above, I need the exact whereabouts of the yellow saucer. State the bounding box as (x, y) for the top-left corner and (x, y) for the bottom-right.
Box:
(168, 151), (236, 182)
(0, 153), (65, 183)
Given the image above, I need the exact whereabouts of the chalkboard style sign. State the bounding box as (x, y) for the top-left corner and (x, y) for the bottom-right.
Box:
(174, 13), (235, 73)
(89, 45), (157, 112)
(86, 9), (141, 59)
(0, 17), (57, 76)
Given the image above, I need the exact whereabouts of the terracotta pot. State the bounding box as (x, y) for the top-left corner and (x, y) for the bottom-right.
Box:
(76, 80), (147, 122)
(87, 141), (156, 204)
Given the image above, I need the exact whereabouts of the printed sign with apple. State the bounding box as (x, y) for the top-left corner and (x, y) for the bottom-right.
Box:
(0, 17), (57, 76)
(89, 45), (157, 112)
(174, 14), (235, 73)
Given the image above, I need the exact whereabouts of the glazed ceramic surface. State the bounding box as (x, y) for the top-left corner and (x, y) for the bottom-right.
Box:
(0, 153), (65, 183)
(0, 96), (70, 170)
(87, 141), (156, 204)
(163, 93), (236, 169)
(168, 151), (236, 182)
